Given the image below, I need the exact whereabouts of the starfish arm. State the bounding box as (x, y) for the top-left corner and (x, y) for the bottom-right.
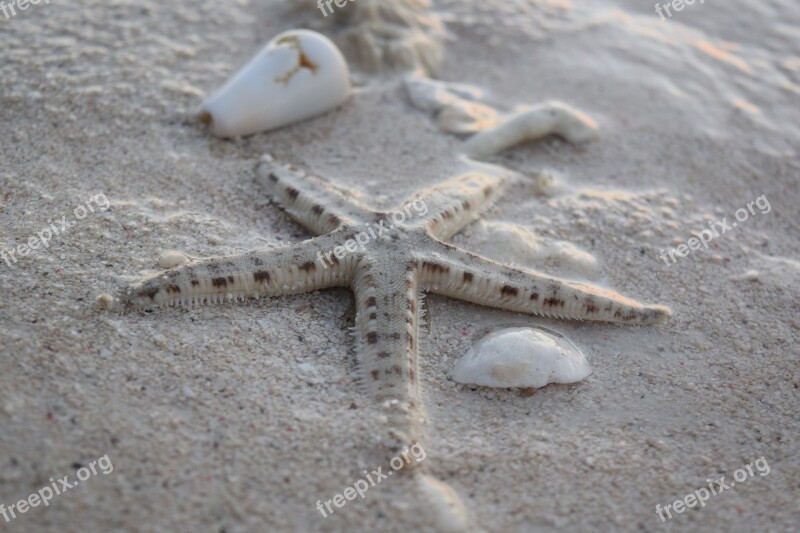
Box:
(400, 171), (509, 240)
(352, 257), (425, 456)
(256, 156), (374, 235)
(116, 233), (358, 312)
(417, 239), (671, 325)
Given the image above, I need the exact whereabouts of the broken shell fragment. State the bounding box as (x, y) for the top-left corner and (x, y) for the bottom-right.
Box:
(453, 327), (591, 388)
(198, 29), (351, 137)
(462, 102), (599, 159)
(157, 251), (190, 269)
(403, 73), (599, 157)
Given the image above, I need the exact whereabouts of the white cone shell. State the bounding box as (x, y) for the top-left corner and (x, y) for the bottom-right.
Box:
(452, 327), (591, 388)
(199, 29), (351, 137)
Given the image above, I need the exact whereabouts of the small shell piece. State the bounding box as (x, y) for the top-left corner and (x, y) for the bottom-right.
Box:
(198, 29), (351, 137)
(404, 73), (598, 157)
(462, 103), (598, 159)
(452, 327), (591, 388)
(157, 251), (190, 269)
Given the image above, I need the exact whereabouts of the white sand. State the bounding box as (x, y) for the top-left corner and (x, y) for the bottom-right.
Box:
(1, 0), (798, 531)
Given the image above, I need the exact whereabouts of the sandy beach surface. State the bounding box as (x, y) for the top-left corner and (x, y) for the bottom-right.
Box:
(1, 0), (798, 531)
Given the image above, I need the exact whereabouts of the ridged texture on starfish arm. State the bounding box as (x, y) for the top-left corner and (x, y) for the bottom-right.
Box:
(262, 156), (372, 233)
(419, 240), (671, 324)
(403, 171), (508, 240)
(116, 234), (358, 312)
(353, 258), (426, 455)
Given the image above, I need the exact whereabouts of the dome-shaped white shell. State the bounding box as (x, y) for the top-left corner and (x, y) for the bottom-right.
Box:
(198, 29), (351, 137)
(452, 327), (591, 388)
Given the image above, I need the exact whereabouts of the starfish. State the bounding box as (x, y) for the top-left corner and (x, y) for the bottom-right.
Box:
(113, 155), (670, 462)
